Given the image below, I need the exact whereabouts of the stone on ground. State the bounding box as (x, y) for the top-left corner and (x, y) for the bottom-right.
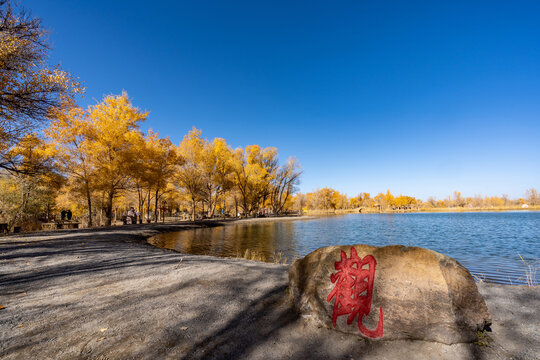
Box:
(288, 245), (491, 344)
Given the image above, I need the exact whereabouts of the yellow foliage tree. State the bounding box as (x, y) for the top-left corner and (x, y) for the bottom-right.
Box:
(142, 130), (181, 223)
(0, 133), (63, 229)
(0, 2), (82, 172)
(47, 99), (97, 225)
(86, 92), (147, 226)
(199, 137), (234, 217)
(175, 128), (205, 221)
(231, 145), (278, 217)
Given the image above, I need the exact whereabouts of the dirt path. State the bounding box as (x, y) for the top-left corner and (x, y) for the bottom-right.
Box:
(0, 223), (538, 360)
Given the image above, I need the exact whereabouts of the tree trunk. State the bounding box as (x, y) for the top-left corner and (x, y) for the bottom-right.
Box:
(243, 200), (249, 218)
(207, 195), (214, 219)
(85, 181), (93, 227)
(104, 191), (114, 226)
(191, 199), (196, 221)
(222, 199), (226, 219)
(146, 188), (151, 223)
(154, 189), (159, 223)
(9, 182), (30, 231)
(137, 185), (145, 224)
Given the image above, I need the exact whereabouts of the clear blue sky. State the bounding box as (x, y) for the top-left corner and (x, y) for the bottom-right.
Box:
(25, 0), (540, 199)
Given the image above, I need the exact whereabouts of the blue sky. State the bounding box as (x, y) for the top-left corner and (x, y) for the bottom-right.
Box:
(25, 0), (540, 199)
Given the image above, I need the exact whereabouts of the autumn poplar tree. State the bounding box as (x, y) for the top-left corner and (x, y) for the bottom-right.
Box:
(85, 92), (147, 226)
(0, 133), (62, 229)
(126, 130), (150, 222)
(0, 1), (81, 172)
(270, 157), (302, 214)
(175, 128), (205, 221)
(46, 100), (97, 225)
(199, 137), (234, 218)
(144, 130), (181, 223)
(525, 188), (539, 206)
(231, 145), (278, 216)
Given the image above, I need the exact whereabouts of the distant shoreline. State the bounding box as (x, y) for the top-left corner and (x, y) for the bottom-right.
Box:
(305, 206), (540, 215)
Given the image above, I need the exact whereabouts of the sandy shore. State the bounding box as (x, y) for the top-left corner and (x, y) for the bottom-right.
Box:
(0, 221), (539, 360)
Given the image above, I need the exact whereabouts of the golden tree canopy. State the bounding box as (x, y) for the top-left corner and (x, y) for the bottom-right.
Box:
(0, 1), (82, 172)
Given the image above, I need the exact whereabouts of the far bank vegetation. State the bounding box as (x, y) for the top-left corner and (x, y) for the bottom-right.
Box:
(295, 188), (540, 215)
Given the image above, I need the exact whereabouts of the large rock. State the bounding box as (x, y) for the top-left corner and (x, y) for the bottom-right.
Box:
(288, 245), (491, 344)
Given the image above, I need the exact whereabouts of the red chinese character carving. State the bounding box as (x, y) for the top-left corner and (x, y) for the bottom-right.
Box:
(326, 247), (384, 338)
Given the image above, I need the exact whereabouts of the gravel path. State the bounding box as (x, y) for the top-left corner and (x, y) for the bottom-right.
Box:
(0, 222), (538, 360)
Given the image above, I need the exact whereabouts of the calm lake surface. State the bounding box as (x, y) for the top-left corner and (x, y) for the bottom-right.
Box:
(148, 212), (540, 285)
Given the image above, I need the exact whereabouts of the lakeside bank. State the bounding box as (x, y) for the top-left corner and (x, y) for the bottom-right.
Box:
(0, 221), (539, 359)
(306, 206), (540, 215)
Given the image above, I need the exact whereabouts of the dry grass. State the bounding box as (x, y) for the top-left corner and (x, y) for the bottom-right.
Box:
(518, 253), (539, 287)
(273, 251), (288, 265)
(468, 257), (538, 287)
(472, 273), (488, 283)
(235, 249), (289, 264)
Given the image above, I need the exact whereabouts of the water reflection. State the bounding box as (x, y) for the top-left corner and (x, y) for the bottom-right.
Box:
(148, 222), (300, 263)
(148, 212), (540, 285)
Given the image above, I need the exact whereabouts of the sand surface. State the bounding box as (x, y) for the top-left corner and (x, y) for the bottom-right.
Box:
(0, 221), (539, 360)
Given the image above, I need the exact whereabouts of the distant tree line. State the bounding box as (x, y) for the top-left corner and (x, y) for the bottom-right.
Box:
(293, 188), (540, 213)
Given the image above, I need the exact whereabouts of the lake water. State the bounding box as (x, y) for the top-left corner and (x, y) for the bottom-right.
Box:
(148, 212), (540, 285)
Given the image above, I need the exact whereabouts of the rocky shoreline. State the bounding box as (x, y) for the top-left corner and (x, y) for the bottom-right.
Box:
(0, 221), (538, 359)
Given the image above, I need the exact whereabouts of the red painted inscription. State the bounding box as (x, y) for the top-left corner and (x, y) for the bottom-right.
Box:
(326, 247), (383, 338)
